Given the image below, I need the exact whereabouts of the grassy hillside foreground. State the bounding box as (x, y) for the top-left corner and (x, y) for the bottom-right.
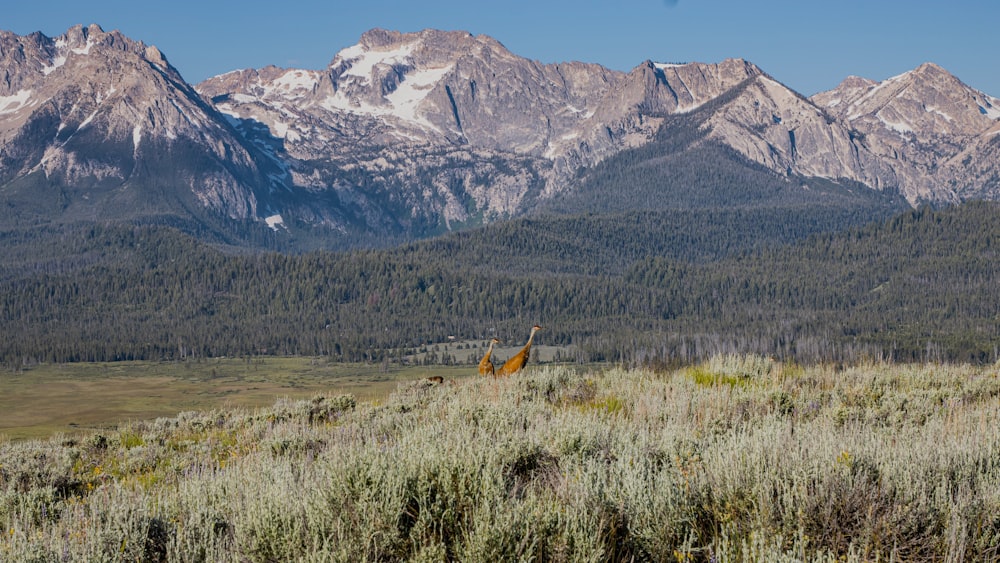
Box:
(1, 358), (999, 561)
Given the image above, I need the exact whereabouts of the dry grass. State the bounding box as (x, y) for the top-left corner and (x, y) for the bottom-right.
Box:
(0, 358), (478, 440)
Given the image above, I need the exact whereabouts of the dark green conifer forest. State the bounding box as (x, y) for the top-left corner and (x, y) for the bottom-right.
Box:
(1, 201), (997, 368)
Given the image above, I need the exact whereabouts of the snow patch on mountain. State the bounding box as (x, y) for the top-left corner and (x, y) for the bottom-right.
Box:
(269, 70), (320, 97)
(385, 64), (454, 123)
(978, 98), (1000, 120)
(924, 105), (954, 122)
(336, 42), (415, 82)
(877, 112), (914, 134)
(78, 109), (99, 130)
(321, 62), (453, 130)
(71, 37), (96, 57)
(0, 89), (33, 114)
(42, 54), (67, 75)
(265, 213), (285, 230)
(269, 120), (299, 141)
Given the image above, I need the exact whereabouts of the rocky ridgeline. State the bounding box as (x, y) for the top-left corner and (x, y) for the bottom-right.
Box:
(2, 25), (999, 241)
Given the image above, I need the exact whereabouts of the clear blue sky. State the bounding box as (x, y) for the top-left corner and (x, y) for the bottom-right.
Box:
(5, 0), (998, 97)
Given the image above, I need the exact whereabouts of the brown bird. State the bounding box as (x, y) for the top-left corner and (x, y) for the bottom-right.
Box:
(496, 325), (542, 377)
(478, 337), (501, 377)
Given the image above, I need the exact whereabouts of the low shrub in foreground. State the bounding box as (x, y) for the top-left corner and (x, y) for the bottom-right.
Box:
(1, 358), (999, 561)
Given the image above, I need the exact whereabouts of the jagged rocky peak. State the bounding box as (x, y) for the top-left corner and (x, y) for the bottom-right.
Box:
(355, 28), (474, 53)
(905, 63), (1000, 127)
(144, 45), (168, 69)
(802, 61), (1000, 205)
(62, 23), (103, 45)
(0, 26), (141, 93)
(694, 69), (874, 185)
(809, 75), (878, 111)
(314, 27), (620, 152)
(36, 24), (194, 110)
(325, 27), (517, 104)
(0, 22), (186, 90)
(200, 65), (322, 104)
(651, 57), (761, 84)
(333, 28), (459, 75)
(0, 24), (273, 224)
(590, 57), (759, 122)
(813, 62), (1000, 136)
(349, 27), (511, 63)
(0, 30), (53, 93)
(909, 61), (956, 81)
(56, 24), (153, 62)
(652, 57), (762, 111)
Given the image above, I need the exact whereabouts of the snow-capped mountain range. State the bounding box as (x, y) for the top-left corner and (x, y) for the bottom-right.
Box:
(2, 24), (998, 243)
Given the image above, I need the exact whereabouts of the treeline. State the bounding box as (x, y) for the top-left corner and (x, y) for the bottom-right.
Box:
(1, 202), (998, 367)
(620, 203), (1000, 364)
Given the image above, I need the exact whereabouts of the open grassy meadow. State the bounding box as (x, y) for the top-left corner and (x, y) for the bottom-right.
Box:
(1, 356), (999, 561)
(0, 357), (480, 441)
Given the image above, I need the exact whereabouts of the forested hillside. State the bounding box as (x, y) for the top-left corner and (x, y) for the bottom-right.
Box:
(1, 202), (997, 367)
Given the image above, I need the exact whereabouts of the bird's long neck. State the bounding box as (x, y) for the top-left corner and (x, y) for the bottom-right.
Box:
(485, 340), (495, 357)
(522, 330), (537, 353)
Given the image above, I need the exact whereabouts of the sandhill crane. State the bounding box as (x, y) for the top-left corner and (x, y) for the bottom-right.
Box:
(426, 376), (444, 384)
(478, 337), (501, 377)
(496, 325), (542, 377)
